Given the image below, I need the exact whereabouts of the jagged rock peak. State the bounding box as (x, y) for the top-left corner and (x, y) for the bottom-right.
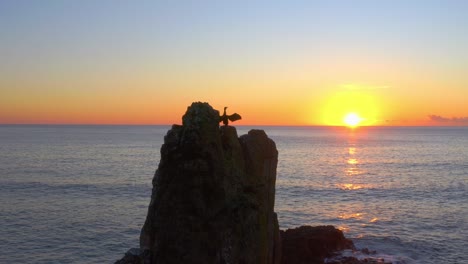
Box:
(182, 101), (220, 128)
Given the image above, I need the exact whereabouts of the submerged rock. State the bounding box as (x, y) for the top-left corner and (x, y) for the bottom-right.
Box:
(138, 102), (280, 264)
(280, 225), (355, 264)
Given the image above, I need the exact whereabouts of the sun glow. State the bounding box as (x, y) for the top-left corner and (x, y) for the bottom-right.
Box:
(344, 112), (363, 127)
(320, 85), (380, 126)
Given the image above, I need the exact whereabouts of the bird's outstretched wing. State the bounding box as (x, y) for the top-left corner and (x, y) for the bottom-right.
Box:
(228, 113), (242, 122)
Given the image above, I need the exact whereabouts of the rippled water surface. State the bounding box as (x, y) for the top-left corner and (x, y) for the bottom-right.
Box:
(0, 125), (467, 263)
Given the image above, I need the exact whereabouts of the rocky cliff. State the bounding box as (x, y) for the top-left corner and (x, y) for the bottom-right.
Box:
(138, 102), (280, 264)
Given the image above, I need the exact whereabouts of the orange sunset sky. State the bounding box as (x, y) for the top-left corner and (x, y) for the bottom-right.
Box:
(1, 1), (467, 126)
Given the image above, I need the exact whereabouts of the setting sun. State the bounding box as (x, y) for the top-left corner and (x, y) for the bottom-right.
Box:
(344, 113), (363, 127)
(319, 86), (381, 126)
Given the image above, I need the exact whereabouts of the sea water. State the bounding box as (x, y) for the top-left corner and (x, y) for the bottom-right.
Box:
(0, 125), (466, 263)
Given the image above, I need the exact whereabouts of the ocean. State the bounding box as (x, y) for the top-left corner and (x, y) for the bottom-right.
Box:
(0, 125), (466, 263)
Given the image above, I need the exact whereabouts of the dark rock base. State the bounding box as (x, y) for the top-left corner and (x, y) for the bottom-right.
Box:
(117, 225), (390, 264)
(280, 225), (355, 264)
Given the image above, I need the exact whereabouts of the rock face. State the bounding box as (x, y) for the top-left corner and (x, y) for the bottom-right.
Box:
(280, 225), (355, 264)
(139, 102), (280, 264)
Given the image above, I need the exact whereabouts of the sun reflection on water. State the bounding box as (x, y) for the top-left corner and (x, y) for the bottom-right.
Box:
(339, 212), (364, 219)
(345, 167), (362, 176)
(337, 132), (374, 192)
(343, 132), (366, 178)
(333, 130), (382, 237)
(338, 183), (364, 190)
(337, 225), (350, 232)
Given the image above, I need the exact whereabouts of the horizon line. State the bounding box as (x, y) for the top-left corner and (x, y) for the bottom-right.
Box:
(1, 123), (467, 128)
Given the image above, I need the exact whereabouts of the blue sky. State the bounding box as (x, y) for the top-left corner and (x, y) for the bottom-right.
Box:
(2, 0), (467, 70)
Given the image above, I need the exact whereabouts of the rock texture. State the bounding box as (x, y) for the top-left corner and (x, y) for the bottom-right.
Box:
(138, 102), (280, 264)
(280, 225), (355, 264)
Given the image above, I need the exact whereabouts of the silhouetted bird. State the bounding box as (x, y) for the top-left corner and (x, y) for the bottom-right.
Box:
(220, 107), (242, 126)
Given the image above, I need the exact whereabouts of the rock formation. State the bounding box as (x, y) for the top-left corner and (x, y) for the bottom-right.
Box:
(116, 102), (387, 264)
(280, 225), (354, 264)
(138, 102), (280, 264)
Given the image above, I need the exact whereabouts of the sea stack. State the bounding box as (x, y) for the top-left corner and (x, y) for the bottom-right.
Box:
(139, 102), (280, 264)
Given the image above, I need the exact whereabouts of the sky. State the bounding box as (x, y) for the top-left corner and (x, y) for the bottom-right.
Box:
(1, 0), (467, 126)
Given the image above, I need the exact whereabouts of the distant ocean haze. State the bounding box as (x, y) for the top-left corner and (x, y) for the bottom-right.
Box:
(0, 125), (467, 264)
